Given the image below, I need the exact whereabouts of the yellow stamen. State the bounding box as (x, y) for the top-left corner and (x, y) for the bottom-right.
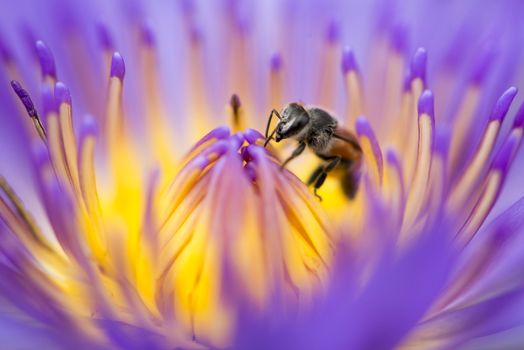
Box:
(58, 100), (81, 194)
(447, 119), (500, 212)
(403, 112), (433, 231)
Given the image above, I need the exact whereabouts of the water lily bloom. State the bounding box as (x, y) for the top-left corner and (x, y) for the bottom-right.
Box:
(1, 0), (524, 349)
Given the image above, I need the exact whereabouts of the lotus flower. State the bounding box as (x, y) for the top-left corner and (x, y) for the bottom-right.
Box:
(1, 0), (524, 349)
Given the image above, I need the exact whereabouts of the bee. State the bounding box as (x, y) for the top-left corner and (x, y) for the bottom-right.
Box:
(264, 103), (362, 200)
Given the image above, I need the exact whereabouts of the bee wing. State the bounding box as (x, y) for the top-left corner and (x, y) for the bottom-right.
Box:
(333, 127), (362, 153)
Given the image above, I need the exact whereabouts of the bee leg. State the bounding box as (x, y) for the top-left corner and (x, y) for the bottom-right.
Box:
(264, 109), (282, 147)
(324, 156), (341, 172)
(280, 142), (306, 169)
(312, 156), (341, 200)
(265, 109), (282, 138)
(313, 174), (327, 201)
(307, 166), (323, 186)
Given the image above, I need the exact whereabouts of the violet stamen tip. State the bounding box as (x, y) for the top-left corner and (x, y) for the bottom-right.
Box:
(385, 147), (399, 165)
(97, 23), (114, 50)
(418, 90), (434, 118)
(35, 40), (56, 78)
(141, 23), (155, 47)
(54, 82), (71, 105)
(10, 80), (37, 118)
(270, 52), (282, 71)
(490, 86), (518, 122)
(390, 23), (408, 54)
(326, 19), (340, 43)
(341, 46), (358, 73)
(411, 47), (427, 83)
(355, 116), (370, 136)
(243, 128), (263, 144)
(81, 115), (99, 137)
(110, 52), (125, 79)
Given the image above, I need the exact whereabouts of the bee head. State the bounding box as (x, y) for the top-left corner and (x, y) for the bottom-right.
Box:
(275, 103), (310, 142)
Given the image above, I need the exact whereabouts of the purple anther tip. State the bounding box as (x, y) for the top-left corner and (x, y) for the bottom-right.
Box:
(410, 47), (427, 84)
(341, 46), (358, 73)
(10, 80), (25, 97)
(54, 82), (71, 105)
(390, 24), (408, 54)
(513, 101), (524, 128)
(243, 128), (263, 144)
(110, 52), (125, 79)
(81, 115), (99, 137)
(418, 90), (434, 118)
(434, 125), (451, 155)
(355, 116), (371, 137)
(0, 35), (11, 62)
(326, 20), (340, 43)
(141, 24), (155, 47)
(97, 24), (114, 50)
(192, 125), (231, 151)
(471, 48), (495, 85)
(270, 52), (282, 71)
(385, 147), (399, 165)
(493, 135), (518, 170)
(189, 26), (204, 44)
(235, 17), (251, 37)
(10, 80), (37, 118)
(213, 125), (231, 139)
(490, 87), (518, 122)
(35, 40), (56, 78)
(41, 85), (56, 116)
